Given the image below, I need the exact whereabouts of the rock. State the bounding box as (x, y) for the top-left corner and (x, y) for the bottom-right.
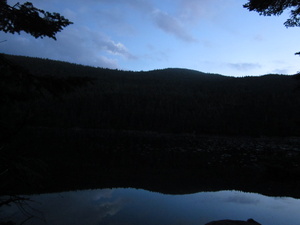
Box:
(205, 218), (261, 225)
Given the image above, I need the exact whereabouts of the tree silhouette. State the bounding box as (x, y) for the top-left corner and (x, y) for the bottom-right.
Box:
(244, 0), (300, 72)
(0, 0), (72, 40)
(0, 0), (79, 104)
(244, 0), (300, 27)
(0, 1), (89, 203)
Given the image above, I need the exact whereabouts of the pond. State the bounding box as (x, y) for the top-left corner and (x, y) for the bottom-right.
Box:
(1, 188), (300, 225)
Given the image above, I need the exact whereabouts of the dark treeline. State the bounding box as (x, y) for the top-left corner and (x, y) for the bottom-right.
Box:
(3, 54), (300, 136)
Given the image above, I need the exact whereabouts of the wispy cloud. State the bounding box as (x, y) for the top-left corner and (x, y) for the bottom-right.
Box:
(96, 9), (136, 36)
(52, 27), (135, 67)
(1, 25), (136, 68)
(227, 62), (262, 71)
(177, 0), (231, 23)
(94, 0), (152, 11)
(270, 68), (289, 74)
(151, 9), (197, 42)
(57, 27), (137, 65)
(87, 31), (136, 59)
(123, 0), (154, 12)
(178, 0), (211, 23)
(103, 0), (198, 42)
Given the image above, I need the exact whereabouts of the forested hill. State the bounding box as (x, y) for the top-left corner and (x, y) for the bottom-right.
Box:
(4, 54), (227, 80)
(2, 54), (300, 136)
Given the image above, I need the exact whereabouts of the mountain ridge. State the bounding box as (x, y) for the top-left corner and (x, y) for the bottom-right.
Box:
(1, 53), (300, 136)
(4, 53), (294, 79)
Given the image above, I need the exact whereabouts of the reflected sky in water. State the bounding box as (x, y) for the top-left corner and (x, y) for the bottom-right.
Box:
(1, 188), (300, 225)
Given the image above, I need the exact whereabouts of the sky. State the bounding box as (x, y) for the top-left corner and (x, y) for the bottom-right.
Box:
(1, 0), (300, 77)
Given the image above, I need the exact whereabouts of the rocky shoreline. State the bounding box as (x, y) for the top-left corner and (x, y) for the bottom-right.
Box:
(2, 127), (300, 197)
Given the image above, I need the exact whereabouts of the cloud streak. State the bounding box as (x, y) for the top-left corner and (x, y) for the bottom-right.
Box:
(94, 0), (198, 42)
(1, 25), (136, 68)
(87, 30), (136, 59)
(177, 0), (232, 23)
(152, 9), (197, 42)
(227, 62), (262, 71)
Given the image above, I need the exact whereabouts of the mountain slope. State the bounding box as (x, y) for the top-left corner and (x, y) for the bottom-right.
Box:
(2, 54), (300, 136)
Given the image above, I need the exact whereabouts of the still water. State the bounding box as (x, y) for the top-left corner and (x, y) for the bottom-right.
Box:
(1, 188), (300, 225)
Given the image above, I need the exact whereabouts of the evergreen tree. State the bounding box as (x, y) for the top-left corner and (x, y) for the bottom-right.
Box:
(244, 1), (300, 66)
(0, 0), (72, 39)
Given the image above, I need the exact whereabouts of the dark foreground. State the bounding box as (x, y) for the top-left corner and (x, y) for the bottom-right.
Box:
(2, 127), (300, 197)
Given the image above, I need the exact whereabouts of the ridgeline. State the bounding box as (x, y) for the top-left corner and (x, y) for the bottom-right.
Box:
(2, 54), (300, 136)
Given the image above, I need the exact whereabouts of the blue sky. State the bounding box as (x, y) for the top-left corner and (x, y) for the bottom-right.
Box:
(1, 0), (300, 77)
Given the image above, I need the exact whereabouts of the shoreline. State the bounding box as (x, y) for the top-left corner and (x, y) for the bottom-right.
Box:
(2, 127), (300, 198)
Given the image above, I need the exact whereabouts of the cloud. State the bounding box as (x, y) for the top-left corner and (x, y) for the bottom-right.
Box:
(178, 0), (212, 23)
(151, 9), (197, 42)
(122, 0), (154, 12)
(270, 68), (289, 74)
(227, 62), (262, 71)
(177, 0), (231, 24)
(86, 30), (136, 60)
(1, 25), (136, 68)
(87, 0), (198, 44)
(96, 9), (136, 36)
(56, 27), (137, 64)
(94, 0), (196, 42)
(143, 44), (171, 62)
(84, 0), (153, 13)
(269, 61), (294, 74)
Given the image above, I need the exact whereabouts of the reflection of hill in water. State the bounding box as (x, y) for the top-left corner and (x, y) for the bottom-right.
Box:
(4, 188), (299, 225)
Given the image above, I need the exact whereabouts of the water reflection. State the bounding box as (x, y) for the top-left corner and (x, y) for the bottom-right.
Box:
(1, 189), (300, 225)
